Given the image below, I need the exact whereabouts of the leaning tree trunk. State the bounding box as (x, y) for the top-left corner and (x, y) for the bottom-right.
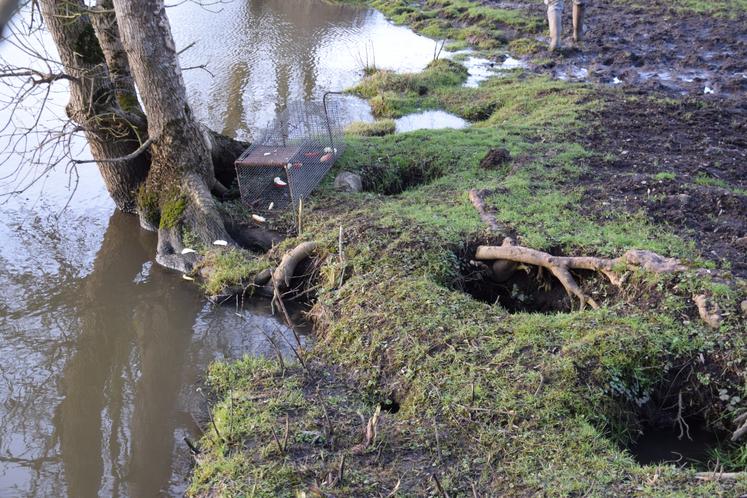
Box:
(113, 0), (234, 271)
(90, 0), (142, 116)
(39, 0), (149, 212)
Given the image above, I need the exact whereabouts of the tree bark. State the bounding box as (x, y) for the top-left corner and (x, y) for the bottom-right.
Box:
(113, 0), (233, 270)
(90, 0), (141, 115)
(39, 0), (149, 212)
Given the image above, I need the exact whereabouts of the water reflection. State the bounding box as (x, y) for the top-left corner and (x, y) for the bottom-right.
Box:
(170, 0), (440, 138)
(0, 211), (303, 497)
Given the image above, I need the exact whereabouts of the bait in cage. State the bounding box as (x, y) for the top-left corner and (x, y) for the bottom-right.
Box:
(235, 92), (346, 212)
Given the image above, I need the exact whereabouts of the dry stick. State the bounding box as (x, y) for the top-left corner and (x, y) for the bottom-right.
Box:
(432, 473), (450, 498)
(273, 289), (304, 353)
(338, 225), (346, 288)
(282, 415), (290, 453)
(732, 411), (747, 442)
(695, 471), (746, 481)
(270, 425), (285, 456)
(197, 388), (224, 444)
(236, 312), (286, 374)
(385, 478), (402, 498)
(337, 454), (345, 484)
(319, 397), (335, 450)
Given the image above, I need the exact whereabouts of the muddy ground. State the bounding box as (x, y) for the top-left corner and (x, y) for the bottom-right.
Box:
(579, 94), (747, 276)
(487, 0), (747, 96)
(476, 0), (747, 275)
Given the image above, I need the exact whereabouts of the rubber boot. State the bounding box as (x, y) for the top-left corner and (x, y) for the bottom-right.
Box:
(547, 7), (562, 51)
(572, 4), (586, 43)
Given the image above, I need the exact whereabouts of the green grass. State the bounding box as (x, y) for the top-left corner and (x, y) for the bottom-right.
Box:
(193, 68), (746, 495)
(670, 0), (747, 16)
(191, 2), (747, 494)
(344, 119), (396, 137)
(198, 248), (270, 296)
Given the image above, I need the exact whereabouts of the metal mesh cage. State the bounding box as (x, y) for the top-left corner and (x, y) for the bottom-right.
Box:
(235, 92), (347, 212)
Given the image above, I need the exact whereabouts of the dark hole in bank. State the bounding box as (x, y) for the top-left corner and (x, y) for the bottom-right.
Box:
(380, 399), (400, 414)
(361, 159), (445, 195)
(452, 240), (616, 314)
(459, 262), (575, 313)
(627, 417), (723, 468)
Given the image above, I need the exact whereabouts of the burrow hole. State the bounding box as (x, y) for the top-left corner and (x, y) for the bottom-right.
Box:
(452, 239), (614, 314)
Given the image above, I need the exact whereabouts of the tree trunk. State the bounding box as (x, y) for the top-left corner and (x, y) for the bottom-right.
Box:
(39, 0), (149, 212)
(113, 0), (233, 271)
(90, 0), (142, 115)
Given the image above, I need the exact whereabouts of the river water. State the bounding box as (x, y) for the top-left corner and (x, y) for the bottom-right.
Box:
(0, 1), (442, 496)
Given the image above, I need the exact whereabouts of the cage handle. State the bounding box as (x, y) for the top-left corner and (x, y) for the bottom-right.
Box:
(323, 91), (342, 152)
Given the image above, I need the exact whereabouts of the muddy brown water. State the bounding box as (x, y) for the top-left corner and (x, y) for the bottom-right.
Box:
(0, 1), (444, 496)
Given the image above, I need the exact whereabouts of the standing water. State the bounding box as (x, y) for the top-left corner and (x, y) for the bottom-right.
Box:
(0, 1), (441, 496)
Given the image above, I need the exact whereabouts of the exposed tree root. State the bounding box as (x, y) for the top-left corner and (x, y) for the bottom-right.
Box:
(732, 411), (747, 442)
(474, 240), (686, 311)
(273, 241), (320, 291)
(694, 471), (746, 481)
(468, 189), (511, 239)
(469, 189), (687, 311)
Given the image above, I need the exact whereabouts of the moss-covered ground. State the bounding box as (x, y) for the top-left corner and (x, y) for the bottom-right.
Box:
(188, 0), (746, 496)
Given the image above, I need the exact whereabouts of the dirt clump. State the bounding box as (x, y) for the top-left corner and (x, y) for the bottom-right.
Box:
(480, 147), (512, 170)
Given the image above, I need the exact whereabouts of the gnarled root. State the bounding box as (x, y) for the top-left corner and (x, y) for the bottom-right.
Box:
(273, 241), (320, 291)
(469, 188), (688, 311)
(474, 240), (686, 311)
(732, 411), (747, 442)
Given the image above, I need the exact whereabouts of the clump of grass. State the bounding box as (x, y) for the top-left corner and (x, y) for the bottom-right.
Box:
(653, 171), (676, 181)
(344, 119), (396, 137)
(199, 248), (270, 296)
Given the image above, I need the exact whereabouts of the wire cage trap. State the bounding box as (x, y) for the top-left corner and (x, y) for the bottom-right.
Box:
(235, 92), (347, 212)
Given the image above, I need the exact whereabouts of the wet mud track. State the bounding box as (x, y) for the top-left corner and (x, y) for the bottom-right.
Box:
(578, 94), (747, 275)
(475, 0), (747, 273)
(486, 0), (747, 96)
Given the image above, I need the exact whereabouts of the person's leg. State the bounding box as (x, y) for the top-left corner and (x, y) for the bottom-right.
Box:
(545, 0), (563, 51)
(572, 0), (586, 42)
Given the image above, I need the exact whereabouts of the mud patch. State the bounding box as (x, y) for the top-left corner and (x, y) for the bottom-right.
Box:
(578, 93), (747, 275)
(480, 0), (747, 96)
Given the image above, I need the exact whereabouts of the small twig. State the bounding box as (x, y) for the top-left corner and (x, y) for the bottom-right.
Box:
(72, 136), (152, 164)
(197, 387), (224, 444)
(270, 425), (285, 455)
(695, 471), (745, 481)
(337, 454), (345, 484)
(385, 477), (402, 498)
(283, 415), (290, 453)
(432, 473), (450, 498)
(434, 417), (442, 462)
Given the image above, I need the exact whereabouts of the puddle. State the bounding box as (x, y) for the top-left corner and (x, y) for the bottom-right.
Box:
(556, 65), (589, 81)
(452, 51), (528, 88)
(395, 110), (468, 133)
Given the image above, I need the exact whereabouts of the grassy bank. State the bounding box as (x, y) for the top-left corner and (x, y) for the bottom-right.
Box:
(188, 1), (746, 496)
